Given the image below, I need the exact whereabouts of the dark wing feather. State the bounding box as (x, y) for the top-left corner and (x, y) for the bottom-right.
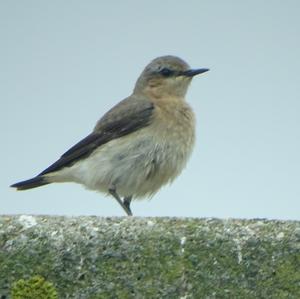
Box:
(39, 96), (154, 176)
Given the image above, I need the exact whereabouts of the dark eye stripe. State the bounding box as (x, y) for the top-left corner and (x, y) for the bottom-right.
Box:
(159, 68), (174, 77)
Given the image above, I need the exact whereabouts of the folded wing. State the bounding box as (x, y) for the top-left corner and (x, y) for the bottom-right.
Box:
(39, 96), (154, 176)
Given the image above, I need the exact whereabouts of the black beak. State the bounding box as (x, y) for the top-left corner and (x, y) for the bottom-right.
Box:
(181, 68), (209, 77)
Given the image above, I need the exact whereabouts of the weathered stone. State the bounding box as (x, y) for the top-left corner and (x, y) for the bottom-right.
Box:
(0, 216), (299, 298)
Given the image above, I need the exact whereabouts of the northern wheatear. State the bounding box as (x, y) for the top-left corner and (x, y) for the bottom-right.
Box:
(11, 56), (209, 216)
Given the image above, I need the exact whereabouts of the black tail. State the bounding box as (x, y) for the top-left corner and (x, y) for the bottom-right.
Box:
(10, 176), (50, 191)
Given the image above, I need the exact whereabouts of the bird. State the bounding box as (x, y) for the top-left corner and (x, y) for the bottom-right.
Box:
(11, 55), (209, 216)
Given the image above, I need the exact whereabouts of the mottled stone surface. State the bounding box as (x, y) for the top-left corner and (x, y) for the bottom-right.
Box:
(0, 216), (299, 298)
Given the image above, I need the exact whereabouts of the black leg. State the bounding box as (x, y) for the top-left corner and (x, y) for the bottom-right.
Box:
(109, 188), (133, 216)
(123, 196), (132, 215)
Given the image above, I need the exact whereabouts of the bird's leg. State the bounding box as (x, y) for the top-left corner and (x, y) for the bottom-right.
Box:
(123, 196), (132, 215)
(109, 188), (133, 216)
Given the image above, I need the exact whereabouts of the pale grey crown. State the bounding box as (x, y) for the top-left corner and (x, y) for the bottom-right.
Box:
(144, 56), (190, 75)
(134, 56), (191, 96)
(133, 55), (209, 97)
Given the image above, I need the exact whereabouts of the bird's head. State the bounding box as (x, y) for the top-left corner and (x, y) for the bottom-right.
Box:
(134, 55), (209, 98)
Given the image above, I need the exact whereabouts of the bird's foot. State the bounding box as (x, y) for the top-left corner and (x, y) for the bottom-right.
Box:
(123, 196), (132, 215)
(109, 188), (133, 216)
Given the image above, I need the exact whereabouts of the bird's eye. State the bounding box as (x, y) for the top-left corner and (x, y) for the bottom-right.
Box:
(159, 68), (174, 77)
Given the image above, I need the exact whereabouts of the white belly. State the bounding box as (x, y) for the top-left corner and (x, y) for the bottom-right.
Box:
(50, 125), (194, 199)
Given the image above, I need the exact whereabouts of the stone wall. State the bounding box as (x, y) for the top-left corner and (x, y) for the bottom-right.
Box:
(0, 216), (299, 298)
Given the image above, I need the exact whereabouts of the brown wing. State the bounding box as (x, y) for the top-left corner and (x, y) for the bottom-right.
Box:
(39, 96), (154, 176)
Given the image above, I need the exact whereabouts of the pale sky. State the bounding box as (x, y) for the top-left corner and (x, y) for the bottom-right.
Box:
(1, 1), (299, 219)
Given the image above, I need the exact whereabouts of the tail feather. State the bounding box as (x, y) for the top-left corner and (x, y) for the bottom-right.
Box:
(10, 176), (50, 191)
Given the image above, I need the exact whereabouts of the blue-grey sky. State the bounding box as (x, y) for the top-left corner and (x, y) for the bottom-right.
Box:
(1, 1), (299, 219)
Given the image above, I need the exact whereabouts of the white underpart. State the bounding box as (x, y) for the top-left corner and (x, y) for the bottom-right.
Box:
(46, 125), (194, 199)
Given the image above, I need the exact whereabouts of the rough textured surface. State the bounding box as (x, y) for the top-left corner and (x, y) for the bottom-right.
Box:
(0, 216), (299, 298)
